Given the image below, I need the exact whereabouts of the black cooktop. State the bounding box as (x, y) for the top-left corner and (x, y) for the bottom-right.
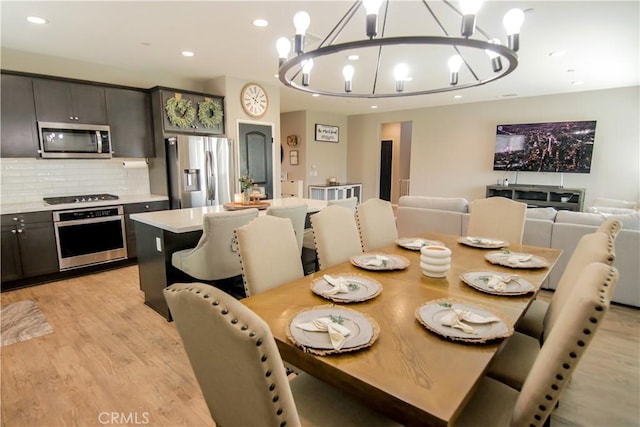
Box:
(44, 194), (120, 205)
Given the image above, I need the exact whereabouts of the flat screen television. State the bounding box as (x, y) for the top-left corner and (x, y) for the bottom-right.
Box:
(493, 120), (596, 173)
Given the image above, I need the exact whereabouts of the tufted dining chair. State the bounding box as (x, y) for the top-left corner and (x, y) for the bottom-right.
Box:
(355, 198), (398, 251)
(487, 235), (616, 391)
(456, 262), (618, 426)
(235, 215), (304, 297)
(467, 197), (527, 244)
(597, 218), (622, 239)
(266, 203), (307, 255)
(171, 209), (259, 282)
(310, 204), (363, 270)
(302, 197), (358, 251)
(515, 231), (616, 342)
(163, 282), (400, 427)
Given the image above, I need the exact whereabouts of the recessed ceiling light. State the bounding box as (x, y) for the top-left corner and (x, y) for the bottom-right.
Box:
(571, 80), (584, 85)
(253, 19), (268, 27)
(347, 54), (359, 60)
(312, 94), (320, 97)
(549, 50), (565, 57)
(26, 16), (47, 24)
(454, 95), (462, 99)
(370, 105), (378, 109)
(181, 51), (195, 57)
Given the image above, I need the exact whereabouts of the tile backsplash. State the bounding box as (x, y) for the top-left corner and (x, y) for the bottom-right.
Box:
(0, 158), (151, 204)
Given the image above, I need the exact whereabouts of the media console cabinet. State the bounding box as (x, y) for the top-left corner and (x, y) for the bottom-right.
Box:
(486, 184), (585, 211)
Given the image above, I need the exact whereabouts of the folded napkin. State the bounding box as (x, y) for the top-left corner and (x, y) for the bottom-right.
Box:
(403, 239), (425, 249)
(487, 274), (518, 292)
(322, 275), (351, 296)
(439, 308), (501, 334)
(362, 255), (390, 267)
(507, 254), (532, 265)
(295, 317), (351, 350)
(468, 236), (502, 245)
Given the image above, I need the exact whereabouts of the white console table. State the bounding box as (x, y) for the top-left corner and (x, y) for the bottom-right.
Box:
(308, 183), (362, 203)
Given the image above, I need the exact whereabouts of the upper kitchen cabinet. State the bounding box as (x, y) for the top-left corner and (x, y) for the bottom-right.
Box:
(154, 88), (225, 136)
(33, 78), (107, 124)
(106, 87), (155, 158)
(0, 73), (39, 157)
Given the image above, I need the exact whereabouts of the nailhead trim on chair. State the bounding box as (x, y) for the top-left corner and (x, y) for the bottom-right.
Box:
(234, 229), (252, 297)
(166, 284), (290, 425)
(526, 265), (616, 426)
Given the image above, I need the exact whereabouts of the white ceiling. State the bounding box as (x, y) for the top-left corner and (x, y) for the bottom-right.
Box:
(1, 1), (638, 116)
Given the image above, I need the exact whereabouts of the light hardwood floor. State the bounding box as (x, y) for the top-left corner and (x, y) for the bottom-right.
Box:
(1, 265), (638, 426)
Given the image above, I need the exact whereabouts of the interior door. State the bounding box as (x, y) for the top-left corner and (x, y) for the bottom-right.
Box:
(379, 140), (393, 201)
(239, 123), (273, 198)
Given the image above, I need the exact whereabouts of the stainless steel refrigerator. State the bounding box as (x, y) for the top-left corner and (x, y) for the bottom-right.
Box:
(166, 136), (236, 209)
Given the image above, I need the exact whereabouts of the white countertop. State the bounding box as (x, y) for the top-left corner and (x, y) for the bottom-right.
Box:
(130, 197), (327, 233)
(0, 194), (169, 215)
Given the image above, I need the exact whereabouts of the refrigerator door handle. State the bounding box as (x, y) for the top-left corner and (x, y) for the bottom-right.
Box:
(205, 149), (216, 204)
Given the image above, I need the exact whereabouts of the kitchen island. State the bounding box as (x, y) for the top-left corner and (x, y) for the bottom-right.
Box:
(131, 198), (327, 319)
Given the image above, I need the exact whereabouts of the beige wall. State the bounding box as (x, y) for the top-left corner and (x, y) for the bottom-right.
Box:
(281, 111), (307, 186)
(348, 86), (640, 207)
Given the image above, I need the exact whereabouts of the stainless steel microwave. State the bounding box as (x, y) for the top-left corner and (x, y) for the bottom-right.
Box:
(38, 122), (112, 159)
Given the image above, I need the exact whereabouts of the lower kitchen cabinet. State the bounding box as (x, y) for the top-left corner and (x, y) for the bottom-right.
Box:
(124, 200), (170, 259)
(1, 212), (59, 283)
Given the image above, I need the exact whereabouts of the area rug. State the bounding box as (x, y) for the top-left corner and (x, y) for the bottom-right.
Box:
(1, 300), (53, 347)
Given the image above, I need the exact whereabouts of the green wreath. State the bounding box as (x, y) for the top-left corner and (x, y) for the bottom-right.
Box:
(198, 98), (223, 128)
(165, 96), (196, 128)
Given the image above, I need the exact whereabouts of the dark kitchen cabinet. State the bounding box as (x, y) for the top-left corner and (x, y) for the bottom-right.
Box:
(106, 87), (155, 157)
(33, 78), (107, 124)
(124, 200), (170, 258)
(0, 73), (39, 158)
(156, 89), (225, 135)
(1, 212), (59, 283)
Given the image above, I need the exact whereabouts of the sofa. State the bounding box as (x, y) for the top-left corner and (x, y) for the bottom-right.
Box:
(396, 196), (640, 307)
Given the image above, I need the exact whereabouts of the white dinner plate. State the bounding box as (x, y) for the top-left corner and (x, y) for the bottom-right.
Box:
(460, 271), (535, 296)
(311, 274), (382, 303)
(395, 237), (445, 251)
(350, 253), (410, 271)
(458, 236), (509, 249)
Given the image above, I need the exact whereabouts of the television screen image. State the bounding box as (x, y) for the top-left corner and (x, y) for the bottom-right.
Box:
(493, 120), (597, 173)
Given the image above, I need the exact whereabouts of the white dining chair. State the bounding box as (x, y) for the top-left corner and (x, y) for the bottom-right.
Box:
(456, 262), (618, 426)
(516, 231), (616, 342)
(355, 198), (398, 251)
(266, 203), (307, 255)
(235, 215), (304, 297)
(310, 204), (363, 270)
(171, 209), (259, 282)
(467, 196), (527, 244)
(163, 282), (400, 427)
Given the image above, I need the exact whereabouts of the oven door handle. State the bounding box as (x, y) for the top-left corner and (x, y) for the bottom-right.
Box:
(54, 215), (123, 227)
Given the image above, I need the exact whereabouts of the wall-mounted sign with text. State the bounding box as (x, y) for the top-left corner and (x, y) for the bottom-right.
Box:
(315, 124), (339, 142)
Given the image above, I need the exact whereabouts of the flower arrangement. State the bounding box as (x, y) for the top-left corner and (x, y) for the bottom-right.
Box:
(239, 175), (254, 192)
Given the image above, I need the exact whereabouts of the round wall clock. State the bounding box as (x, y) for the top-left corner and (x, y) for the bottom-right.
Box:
(241, 83), (268, 118)
(287, 135), (299, 147)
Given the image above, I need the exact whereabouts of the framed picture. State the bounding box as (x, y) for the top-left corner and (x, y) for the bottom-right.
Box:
(289, 150), (299, 165)
(315, 124), (339, 142)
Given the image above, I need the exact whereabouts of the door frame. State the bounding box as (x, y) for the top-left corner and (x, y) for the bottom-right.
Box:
(236, 119), (277, 196)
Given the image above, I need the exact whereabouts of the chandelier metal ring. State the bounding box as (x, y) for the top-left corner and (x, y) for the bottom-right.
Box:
(278, 36), (518, 98)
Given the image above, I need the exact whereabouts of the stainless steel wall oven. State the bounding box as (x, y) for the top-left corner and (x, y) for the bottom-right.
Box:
(53, 205), (127, 270)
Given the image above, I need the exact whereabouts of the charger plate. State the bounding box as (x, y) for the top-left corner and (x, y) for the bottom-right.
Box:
(223, 201), (270, 210)
(415, 298), (513, 344)
(485, 251), (550, 269)
(458, 236), (509, 249)
(310, 273), (382, 303)
(350, 253), (410, 271)
(460, 271), (535, 296)
(395, 237), (445, 250)
(286, 305), (379, 356)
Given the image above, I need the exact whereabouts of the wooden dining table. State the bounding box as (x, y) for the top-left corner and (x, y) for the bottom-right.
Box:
(242, 232), (561, 426)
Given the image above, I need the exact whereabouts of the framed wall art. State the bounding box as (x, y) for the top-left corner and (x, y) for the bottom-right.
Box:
(315, 124), (339, 142)
(289, 150), (299, 165)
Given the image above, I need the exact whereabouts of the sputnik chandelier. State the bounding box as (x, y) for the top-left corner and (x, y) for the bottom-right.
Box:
(275, 0), (524, 98)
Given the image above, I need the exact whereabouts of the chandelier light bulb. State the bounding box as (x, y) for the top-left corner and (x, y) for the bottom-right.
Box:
(448, 55), (463, 85)
(503, 8), (524, 51)
(485, 38), (503, 72)
(293, 11), (311, 54)
(276, 37), (291, 66)
(363, 0), (383, 15)
(343, 65), (355, 92)
(460, 0), (483, 37)
(363, 0), (383, 38)
(393, 63), (409, 92)
(459, 0), (483, 15)
(302, 58), (314, 86)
